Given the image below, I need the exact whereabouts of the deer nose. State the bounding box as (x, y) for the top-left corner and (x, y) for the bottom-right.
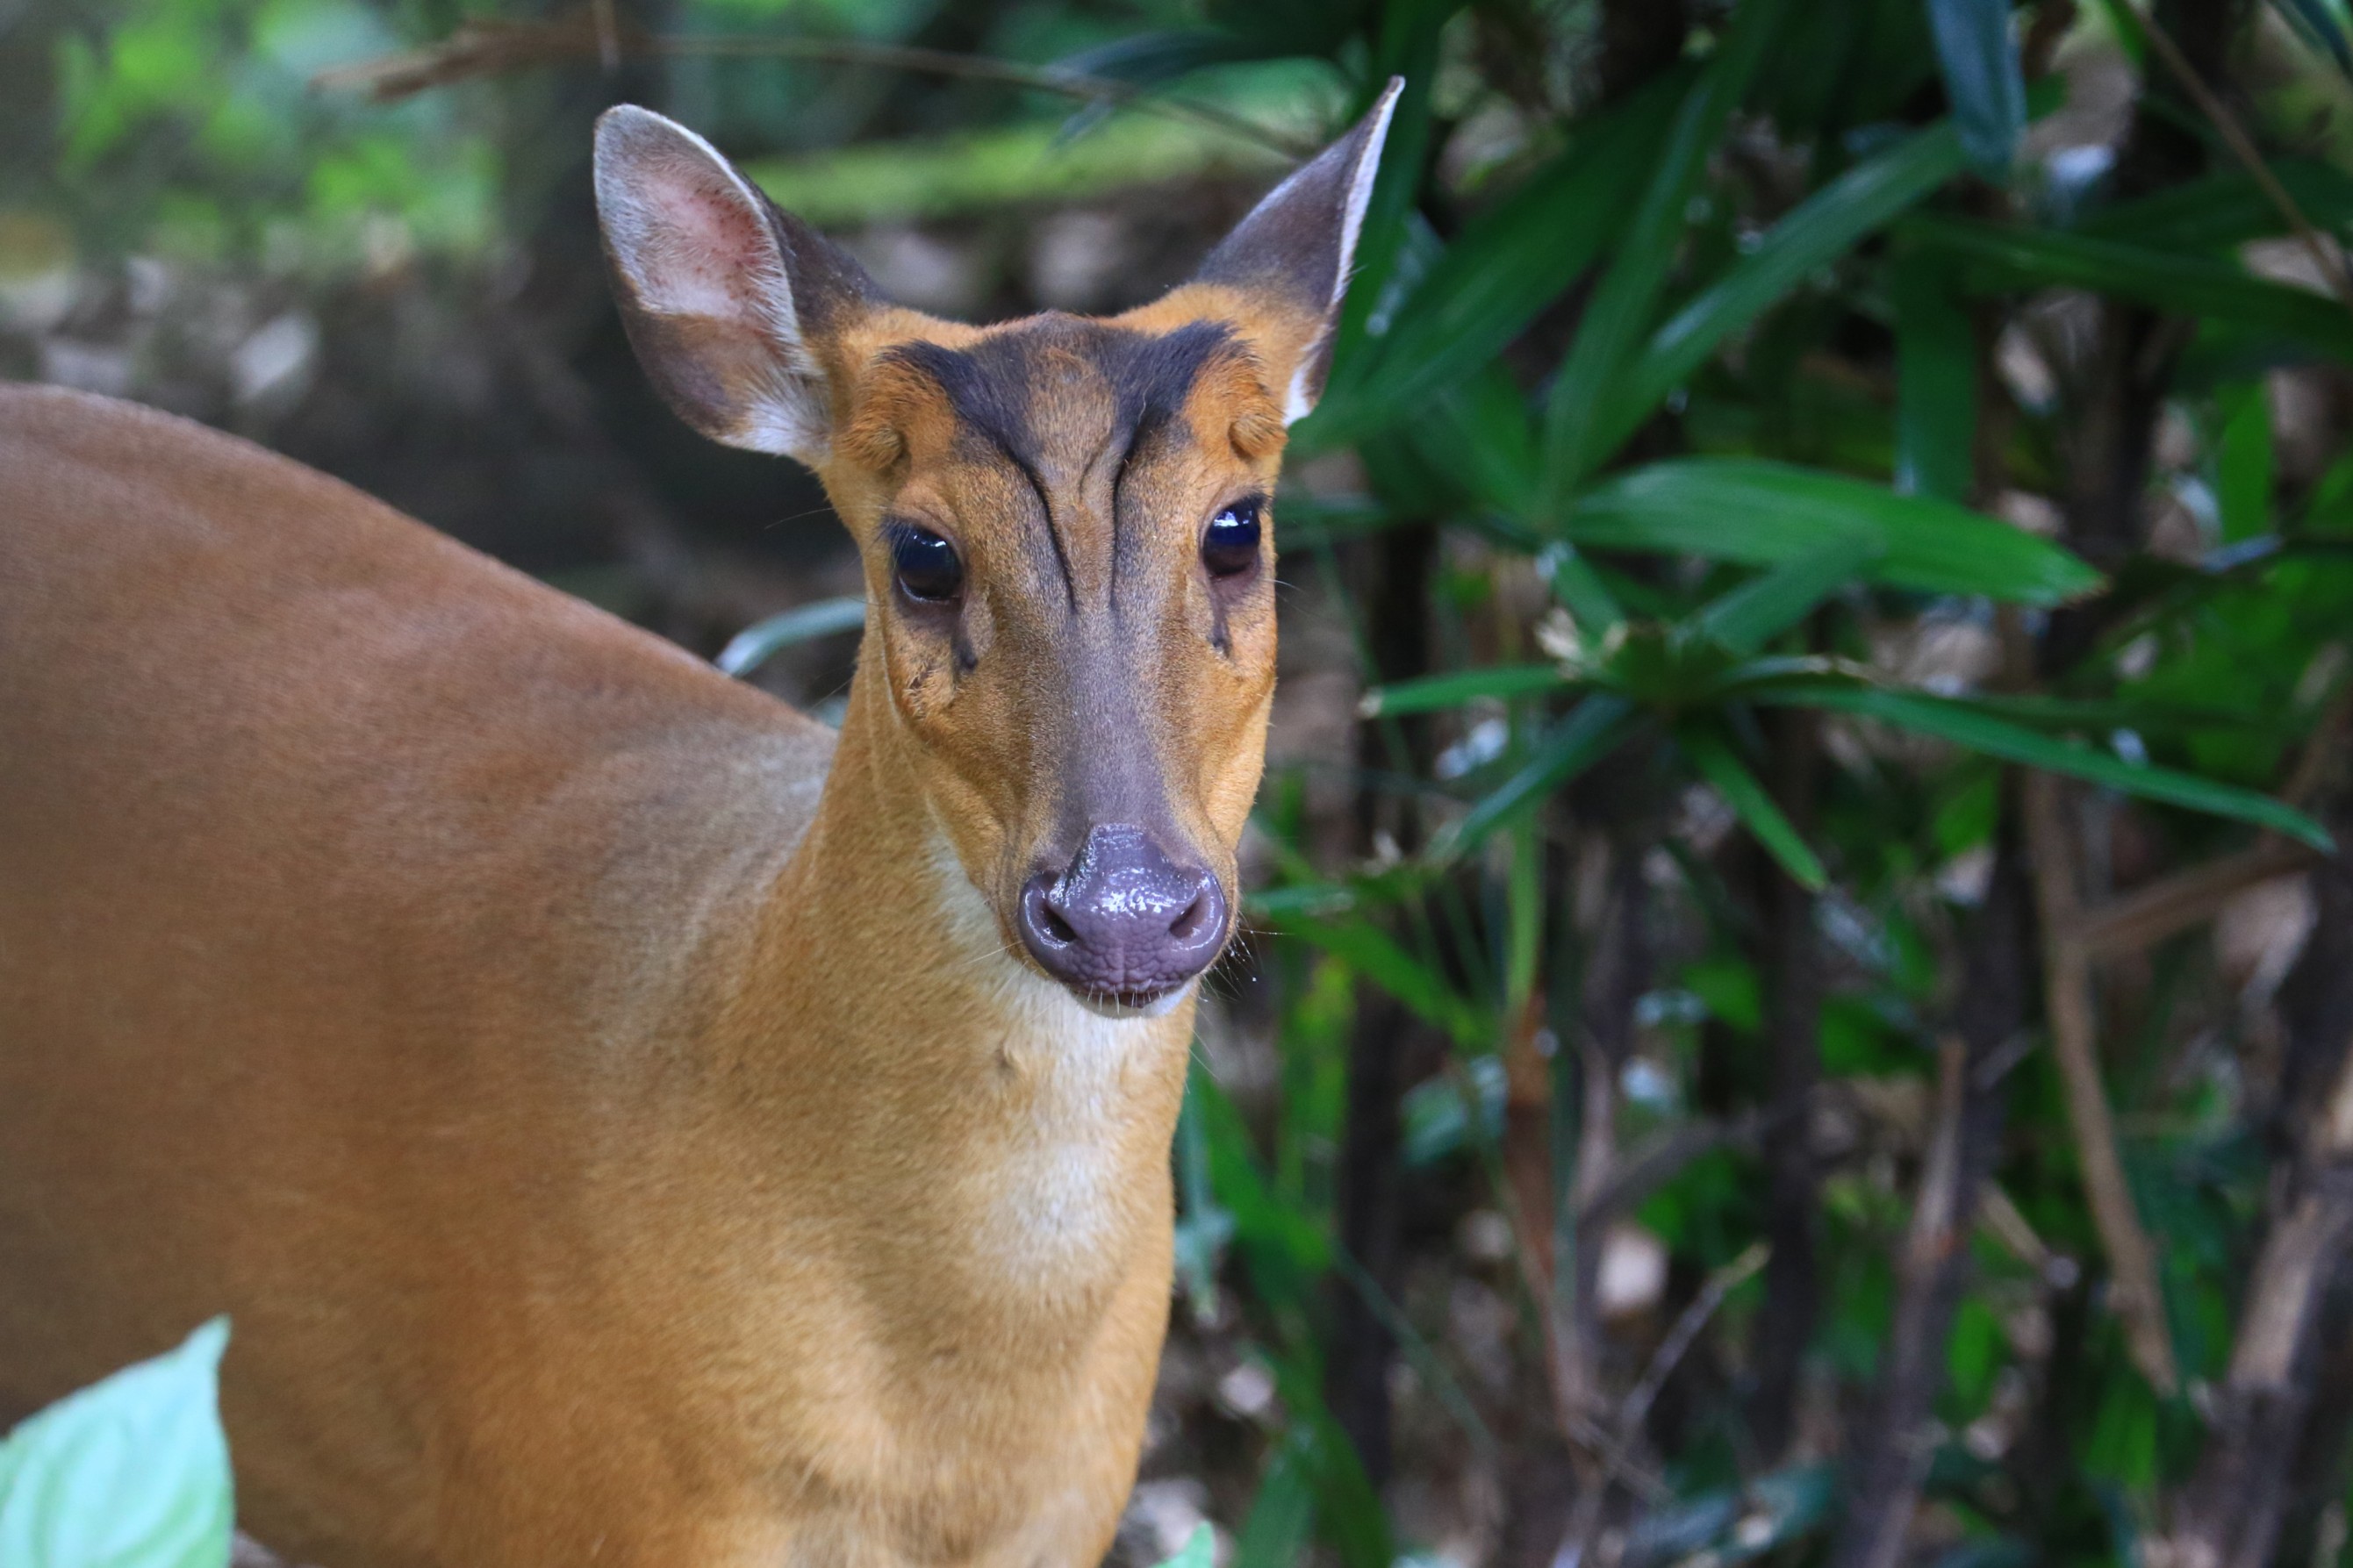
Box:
(1017, 824), (1228, 1005)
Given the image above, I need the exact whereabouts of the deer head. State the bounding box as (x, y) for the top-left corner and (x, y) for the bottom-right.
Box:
(592, 84), (1399, 1015)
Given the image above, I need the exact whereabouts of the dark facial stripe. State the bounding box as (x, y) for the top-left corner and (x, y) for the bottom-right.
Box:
(880, 319), (1246, 607)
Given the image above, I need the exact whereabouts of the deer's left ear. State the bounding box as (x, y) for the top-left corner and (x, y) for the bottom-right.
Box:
(1192, 78), (1402, 425)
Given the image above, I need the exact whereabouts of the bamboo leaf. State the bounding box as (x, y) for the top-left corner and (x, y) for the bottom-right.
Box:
(1695, 536), (1879, 655)
(2079, 159), (2353, 253)
(1433, 695), (1639, 859)
(1275, 912), (1488, 1047)
(1538, 541), (1627, 635)
(2271, 0), (2353, 79)
(1891, 249), (1977, 504)
(1679, 724), (1826, 890)
(1560, 458), (2101, 603)
(1304, 68), (1689, 447)
(1760, 684), (2333, 848)
(1905, 212), (2353, 362)
(1536, 0), (1787, 511)
(1601, 119), (1972, 462)
(1232, 1427), (1317, 1568)
(1926, 0), (2025, 174)
(1361, 663), (1568, 718)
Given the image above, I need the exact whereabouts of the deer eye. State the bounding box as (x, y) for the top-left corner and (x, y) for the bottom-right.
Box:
(1202, 498), (1262, 578)
(890, 526), (964, 603)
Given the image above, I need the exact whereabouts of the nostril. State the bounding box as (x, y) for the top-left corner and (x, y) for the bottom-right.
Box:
(1168, 889), (1213, 942)
(1167, 874), (1226, 951)
(1020, 874), (1074, 950)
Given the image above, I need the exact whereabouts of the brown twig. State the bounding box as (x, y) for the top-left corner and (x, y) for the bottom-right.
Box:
(2161, 820), (2353, 1565)
(587, 0), (620, 72)
(2132, 7), (2353, 316)
(312, 12), (1316, 159)
(2073, 835), (2320, 963)
(1563, 1242), (1771, 1560)
(1833, 834), (2029, 1568)
(1576, 1092), (1820, 1231)
(2023, 771), (2181, 1393)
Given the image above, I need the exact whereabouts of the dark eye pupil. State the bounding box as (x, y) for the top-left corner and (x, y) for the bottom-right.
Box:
(1202, 502), (1261, 578)
(892, 528), (964, 602)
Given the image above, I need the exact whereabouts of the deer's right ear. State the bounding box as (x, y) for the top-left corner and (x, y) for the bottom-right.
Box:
(593, 105), (876, 465)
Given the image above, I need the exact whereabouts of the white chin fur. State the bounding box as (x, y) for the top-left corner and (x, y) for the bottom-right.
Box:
(1070, 983), (1194, 1021)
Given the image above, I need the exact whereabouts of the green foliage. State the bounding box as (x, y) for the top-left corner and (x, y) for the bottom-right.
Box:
(31, 0), (2353, 1557)
(42, 0), (498, 266)
(0, 1320), (235, 1568)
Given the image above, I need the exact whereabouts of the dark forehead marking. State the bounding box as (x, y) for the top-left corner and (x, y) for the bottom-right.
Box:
(881, 316), (1241, 476)
(881, 317), (1244, 608)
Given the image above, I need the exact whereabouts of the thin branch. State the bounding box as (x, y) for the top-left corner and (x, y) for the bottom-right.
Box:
(1834, 833), (2028, 1568)
(587, 0), (619, 73)
(2024, 771), (2181, 1393)
(1616, 1240), (1770, 1446)
(2133, 8), (2353, 316)
(312, 12), (1316, 159)
(2072, 836), (2319, 963)
(1561, 1244), (1770, 1561)
(2161, 825), (2353, 1565)
(1577, 1092), (1818, 1231)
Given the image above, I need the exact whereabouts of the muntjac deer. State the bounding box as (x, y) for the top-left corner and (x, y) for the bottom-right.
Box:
(0, 83), (1398, 1568)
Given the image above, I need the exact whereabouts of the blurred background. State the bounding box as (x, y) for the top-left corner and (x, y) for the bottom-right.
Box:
(14, 0), (2353, 1563)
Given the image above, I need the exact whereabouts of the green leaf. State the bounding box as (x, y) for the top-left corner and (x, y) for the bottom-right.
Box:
(1694, 537), (1878, 655)
(1434, 695), (1639, 859)
(1273, 912), (1486, 1047)
(1360, 663), (1567, 717)
(1678, 724), (1826, 889)
(1304, 68), (1689, 447)
(1560, 458), (2102, 603)
(1600, 119), (1972, 465)
(1321, 1), (1451, 391)
(742, 118), (1290, 226)
(1537, 0), (1788, 510)
(1233, 1427), (1319, 1568)
(2079, 159), (2353, 254)
(1410, 365), (1541, 517)
(0, 1318), (234, 1568)
(1905, 213), (2353, 362)
(2214, 379), (2274, 542)
(1925, 0), (2025, 174)
(1537, 541), (1627, 635)
(1154, 1522), (1217, 1568)
(1891, 249), (1977, 504)
(715, 597), (867, 677)
(2271, 0), (2353, 79)
(1760, 684), (2334, 848)
(1187, 1066), (1329, 1306)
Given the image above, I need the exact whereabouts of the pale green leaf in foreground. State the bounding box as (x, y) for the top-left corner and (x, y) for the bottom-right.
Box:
(716, 597), (868, 678)
(0, 1318), (234, 1568)
(1155, 1521), (1218, 1568)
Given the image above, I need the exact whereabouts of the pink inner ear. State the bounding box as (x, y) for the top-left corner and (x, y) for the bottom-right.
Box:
(628, 153), (778, 325)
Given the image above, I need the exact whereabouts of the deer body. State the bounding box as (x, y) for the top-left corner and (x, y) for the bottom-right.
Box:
(0, 86), (1395, 1567)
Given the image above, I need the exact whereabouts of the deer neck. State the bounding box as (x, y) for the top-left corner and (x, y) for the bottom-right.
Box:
(719, 655), (1194, 1312)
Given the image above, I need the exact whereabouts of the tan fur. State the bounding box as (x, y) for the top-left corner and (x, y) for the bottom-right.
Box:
(0, 378), (1225, 1565)
(0, 89), (1387, 1567)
